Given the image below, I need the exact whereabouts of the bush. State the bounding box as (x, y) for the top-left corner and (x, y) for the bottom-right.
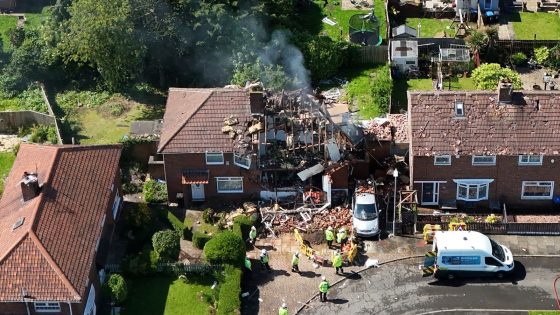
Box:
(370, 64), (393, 114)
(28, 124), (58, 144)
(511, 52), (527, 66)
(216, 265), (242, 315)
(193, 231), (213, 249)
(534, 46), (550, 65)
(107, 274), (128, 304)
(232, 215), (255, 240)
(203, 231), (246, 266)
(124, 248), (154, 276)
(485, 213), (499, 224)
(143, 179), (168, 203)
(167, 210), (192, 240)
(152, 230), (180, 262)
(202, 207), (215, 224)
(471, 63), (522, 90)
(122, 203), (153, 243)
(294, 34), (353, 82)
(548, 44), (560, 68)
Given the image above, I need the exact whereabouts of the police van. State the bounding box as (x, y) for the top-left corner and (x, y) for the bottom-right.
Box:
(422, 231), (515, 280)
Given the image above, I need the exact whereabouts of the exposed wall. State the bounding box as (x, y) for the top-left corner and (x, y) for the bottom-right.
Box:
(163, 153), (261, 205)
(413, 155), (560, 210)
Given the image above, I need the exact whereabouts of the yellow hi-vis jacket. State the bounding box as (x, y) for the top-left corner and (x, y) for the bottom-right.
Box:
(319, 280), (329, 293)
(333, 254), (343, 268)
(325, 229), (334, 241)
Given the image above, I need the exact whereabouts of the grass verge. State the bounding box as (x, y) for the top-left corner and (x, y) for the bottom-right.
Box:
(507, 12), (560, 40)
(0, 15), (18, 51)
(406, 18), (453, 38)
(0, 151), (16, 197)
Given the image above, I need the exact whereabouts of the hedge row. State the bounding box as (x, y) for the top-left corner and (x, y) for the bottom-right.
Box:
(217, 265), (242, 315)
(232, 215), (255, 240)
(193, 231), (212, 249)
(167, 211), (192, 240)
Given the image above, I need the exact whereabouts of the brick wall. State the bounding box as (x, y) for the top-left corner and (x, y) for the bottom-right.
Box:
(0, 301), (82, 315)
(412, 155), (560, 210)
(163, 153), (261, 204)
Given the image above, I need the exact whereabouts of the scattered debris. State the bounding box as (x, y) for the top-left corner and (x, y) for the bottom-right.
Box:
(322, 17), (337, 26)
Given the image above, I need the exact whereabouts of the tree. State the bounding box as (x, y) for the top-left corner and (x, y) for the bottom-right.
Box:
(143, 179), (167, 203)
(107, 274), (128, 304)
(152, 230), (180, 262)
(203, 231), (246, 266)
(471, 63), (522, 90)
(534, 46), (550, 65)
(466, 30), (488, 68)
(60, 0), (146, 90)
(231, 58), (290, 91)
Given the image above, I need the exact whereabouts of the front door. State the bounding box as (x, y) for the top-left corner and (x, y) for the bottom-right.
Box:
(421, 182), (439, 205)
(191, 184), (205, 201)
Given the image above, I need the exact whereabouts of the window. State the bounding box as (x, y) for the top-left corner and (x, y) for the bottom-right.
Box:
(205, 152), (224, 165)
(233, 153), (251, 169)
(472, 155), (496, 166)
(112, 194), (122, 220)
(34, 302), (61, 312)
(518, 155), (543, 165)
(405, 60), (416, 64)
(521, 181), (554, 199)
(441, 256), (481, 265)
(434, 155), (451, 165)
(454, 101), (464, 117)
(485, 257), (502, 266)
(484, 0), (492, 8)
(454, 179), (493, 201)
(216, 177), (243, 193)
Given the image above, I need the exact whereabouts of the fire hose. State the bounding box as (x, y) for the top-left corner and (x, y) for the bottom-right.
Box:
(554, 274), (560, 310)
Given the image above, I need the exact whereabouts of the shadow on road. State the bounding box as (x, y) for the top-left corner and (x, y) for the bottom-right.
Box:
(344, 271), (362, 280)
(329, 298), (349, 305)
(427, 260), (527, 287)
(300, 270), (321, 278)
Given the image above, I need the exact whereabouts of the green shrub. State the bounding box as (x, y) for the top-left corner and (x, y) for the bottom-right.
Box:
(203, 231), (246, 266)
(193, 231), (213, 249)
(107, 274), (128, 304)
(534, 46), (550, 65)
(216, 265), (242, 315)
(152, 230), (180, 262)
(370, 64), (393, 114)
(28, 124), (58, 144)
(511, 52), (527, 66)
(55, 90), (112, 114)
(143, 179), (168, 203)
(167, 210), (191, 240)
(472, 63), (522, 90)
(485, 213), (499, 224)
(202, 207), (215, 224)
(232, 215), (254, 240)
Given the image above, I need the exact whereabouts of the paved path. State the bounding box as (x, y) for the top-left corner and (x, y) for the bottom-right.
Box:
(301, 257), (560, 314)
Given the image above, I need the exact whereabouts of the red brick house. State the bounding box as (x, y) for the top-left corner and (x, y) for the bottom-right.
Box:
(158, 88), (264, 205)
(408, 88), (560, 211)
(0, 144), (122, 315)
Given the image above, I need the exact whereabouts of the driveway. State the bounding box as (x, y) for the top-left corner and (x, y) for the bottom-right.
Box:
(300, 257), (560, 314)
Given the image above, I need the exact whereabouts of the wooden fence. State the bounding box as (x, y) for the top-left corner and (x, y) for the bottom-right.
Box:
(416, 221), (560, 235)
(38, 83), (63, 144)
(0, 110), (56, 133)
(356, 45), (389, 64)
(494, 39), (560, 55)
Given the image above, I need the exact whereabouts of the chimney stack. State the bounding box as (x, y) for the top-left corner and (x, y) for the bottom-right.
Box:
(497, 79), (513, 104)
(249, 91), (265, 114)
(20, 172), (40, 202)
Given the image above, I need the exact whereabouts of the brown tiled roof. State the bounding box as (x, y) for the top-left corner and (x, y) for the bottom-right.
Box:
(408, 91), (560, 156)
(364, 114), (409, 143)
(0, 144), (121, 302)
(158, 88), (253, 153)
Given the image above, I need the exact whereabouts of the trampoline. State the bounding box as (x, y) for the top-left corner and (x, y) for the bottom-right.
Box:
(349, 12), (382, 46)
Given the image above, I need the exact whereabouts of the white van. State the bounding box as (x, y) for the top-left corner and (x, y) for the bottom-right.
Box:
(423, 231), (515, 280)
(352, 191), (380, 238)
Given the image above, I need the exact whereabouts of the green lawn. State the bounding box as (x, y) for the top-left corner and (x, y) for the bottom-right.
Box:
(528, 311), (560, 315)
(74, 105), (143, 144)
(405, 18), (453, 38)
(24, 6), (52, 29)
(299, 0), (387, 42)
(0, 16), (18, 51)
(0, 151), (16, 197)
(123, 276), (215, 315)
(508, 12), (560, 40)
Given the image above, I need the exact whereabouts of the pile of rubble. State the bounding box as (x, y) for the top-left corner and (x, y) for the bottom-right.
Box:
(224, 202), (258, 227)
(260, 204), (352, 235)
(363, 114), (408, 143)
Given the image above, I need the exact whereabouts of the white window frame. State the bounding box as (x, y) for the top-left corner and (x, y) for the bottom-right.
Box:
(518, 155), (543, 166)
(205, 152), (224, 165)
(233, 153), (251, 169)
(521, 181), (554, 200)
(112, 193), (122, 220)
(34, 302), (61, 313)
(472, 155), (496, 166)
(216, 177), (243, 193)
(455, 101), (464, 117)
(453, 179), (494, 201)
(434, 155), (451, 166)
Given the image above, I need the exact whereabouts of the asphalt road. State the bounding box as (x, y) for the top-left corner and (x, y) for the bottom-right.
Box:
(300, 257), (560, 315)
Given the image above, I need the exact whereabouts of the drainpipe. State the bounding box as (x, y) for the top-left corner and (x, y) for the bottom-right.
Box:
(67, 301), (73, 315)
(21, 288), (30, 315)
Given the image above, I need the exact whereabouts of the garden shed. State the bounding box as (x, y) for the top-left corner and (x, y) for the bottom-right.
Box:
(392, 24), (417, 39)
(391, 40), (418, 73)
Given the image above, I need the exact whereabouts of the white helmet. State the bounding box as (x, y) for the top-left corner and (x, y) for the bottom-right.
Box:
(251, 226), (256, 230)
(261, 249), (267, 255)
(327, 226), (333, 230)
(295, 252), (300, 257)
(321, 276), (326, 280)
(281, 303), (287, 308)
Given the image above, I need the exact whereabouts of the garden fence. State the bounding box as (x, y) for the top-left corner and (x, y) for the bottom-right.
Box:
(104, 262), (220, 274)
(357, 45), (389, 64)
(0, 110), (56, 133)
(38, 83), (63, 144)
(415, 221), (560, 235)
(493, 39), (560, 55)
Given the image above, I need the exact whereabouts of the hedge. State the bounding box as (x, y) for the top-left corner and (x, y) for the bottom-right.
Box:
(203, 231), (246, 266)
(193, 231), (213, 249)
(217, 265), (242, 315)
(232, 215), (254, 240)
(167, 210), (192, 240)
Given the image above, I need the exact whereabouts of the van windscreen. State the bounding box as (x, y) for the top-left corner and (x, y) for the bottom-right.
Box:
(490, 239), (505, 262)
(355, 204), (377, 220)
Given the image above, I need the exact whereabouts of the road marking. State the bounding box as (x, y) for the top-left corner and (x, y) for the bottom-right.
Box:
(417, 309), (530, 314)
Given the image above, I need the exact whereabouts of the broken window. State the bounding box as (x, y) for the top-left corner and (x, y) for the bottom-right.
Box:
(205, 152), (224, 165)
(472, 155), (496, 166)
(518, 155), (543, 165)
(216, 177), (243, 193)
(434, 155), (451, 165)
(454, 101), (464, 117)
(521, 181), (553, 199)
(233, 153), (251, 169)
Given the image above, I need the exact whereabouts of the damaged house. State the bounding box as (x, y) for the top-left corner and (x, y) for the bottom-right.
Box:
(157, 87), (365, 206)
(408, 84), (560, 211)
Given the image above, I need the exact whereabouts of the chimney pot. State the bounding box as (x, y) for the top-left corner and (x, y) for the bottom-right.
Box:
(497, 79), (513, 104)
(20, 172), (40, 202)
